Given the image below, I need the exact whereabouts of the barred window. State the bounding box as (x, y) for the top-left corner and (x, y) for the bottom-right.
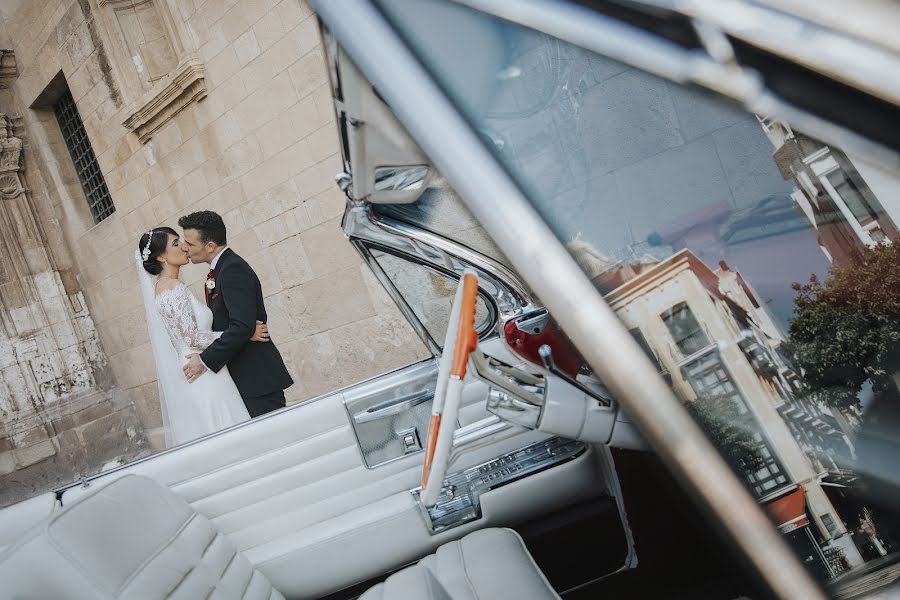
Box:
(662, 302), (709, 357)
(53, 89), (115, 223)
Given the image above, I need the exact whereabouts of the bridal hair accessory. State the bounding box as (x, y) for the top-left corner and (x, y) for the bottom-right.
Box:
(141, 229), (156, 262)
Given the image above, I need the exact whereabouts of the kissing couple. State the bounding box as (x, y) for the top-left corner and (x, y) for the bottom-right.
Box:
(134, 211), (293, 447)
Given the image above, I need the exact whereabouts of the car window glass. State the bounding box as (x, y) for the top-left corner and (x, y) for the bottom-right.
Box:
(379, 0), (900, 584)
(371, 248), (493, 347)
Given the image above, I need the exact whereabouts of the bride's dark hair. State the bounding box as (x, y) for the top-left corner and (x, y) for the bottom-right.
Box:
(138, 227), (178, 276)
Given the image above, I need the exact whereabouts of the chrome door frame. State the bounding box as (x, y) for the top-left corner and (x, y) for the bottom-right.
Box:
(344, 203), (537, 355)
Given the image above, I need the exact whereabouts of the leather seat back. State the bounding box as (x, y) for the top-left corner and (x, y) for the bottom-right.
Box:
(0, 474), (284, 600)
(360, 528), (560, 600)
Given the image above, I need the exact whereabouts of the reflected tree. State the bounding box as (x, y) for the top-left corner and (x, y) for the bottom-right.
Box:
(789, 242), (900, 410)
(687, 394), (767, 476)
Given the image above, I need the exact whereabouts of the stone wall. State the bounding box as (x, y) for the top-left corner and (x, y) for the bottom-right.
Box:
(0, 0), (427, 506)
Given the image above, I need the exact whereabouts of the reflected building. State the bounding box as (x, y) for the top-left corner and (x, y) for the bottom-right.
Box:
(573, 244), (865, 573)
(758, 118), (900, 267)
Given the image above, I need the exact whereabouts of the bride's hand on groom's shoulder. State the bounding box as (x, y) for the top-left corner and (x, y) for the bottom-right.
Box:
(251, 320), (270, 343)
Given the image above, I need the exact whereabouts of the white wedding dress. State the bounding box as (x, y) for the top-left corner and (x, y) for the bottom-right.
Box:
(152, 280), (250, 447)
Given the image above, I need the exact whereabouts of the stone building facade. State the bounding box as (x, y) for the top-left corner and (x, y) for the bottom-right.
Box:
(593, 248), (864, 571)
(0, 0), (426, 506)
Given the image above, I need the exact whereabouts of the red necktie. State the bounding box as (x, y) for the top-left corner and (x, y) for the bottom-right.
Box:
(205, 269), (214, 304)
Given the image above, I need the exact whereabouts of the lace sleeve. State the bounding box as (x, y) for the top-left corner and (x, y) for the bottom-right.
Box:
(155, 283), (222, 352)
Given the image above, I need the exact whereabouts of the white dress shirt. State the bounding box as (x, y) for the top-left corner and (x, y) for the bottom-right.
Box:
(209, 246), (229, 270)
(198, 246), (229, 371)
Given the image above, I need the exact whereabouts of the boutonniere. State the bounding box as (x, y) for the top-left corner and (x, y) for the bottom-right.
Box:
(206, 279), (216, 291)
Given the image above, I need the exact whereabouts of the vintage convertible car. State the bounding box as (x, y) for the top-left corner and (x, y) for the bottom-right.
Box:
(2, 1), (900, 598)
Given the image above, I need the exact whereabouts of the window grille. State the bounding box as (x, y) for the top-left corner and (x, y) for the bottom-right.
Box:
(826, 169), (879, 223)
(53, 89), (115, 223)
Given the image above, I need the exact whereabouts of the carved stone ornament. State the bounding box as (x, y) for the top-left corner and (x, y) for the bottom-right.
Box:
(98, 0), (154, 6)
(0, 113), (24, 199)
(122, 58), (207, 144)
(0, 49), (17, 89)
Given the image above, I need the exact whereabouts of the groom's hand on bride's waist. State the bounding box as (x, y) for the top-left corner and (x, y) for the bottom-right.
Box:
(183, 353), (207, 383)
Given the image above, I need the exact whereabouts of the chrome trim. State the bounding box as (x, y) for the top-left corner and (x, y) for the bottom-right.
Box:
(486, 388), (541, 430)
(342, 359), (439, 469)
(346, 205), (534, 316)
(352, 389), (433, 423)
(539, 344), (612, 407)
(449, 414), (518, 464)
(677, 0), (900, 106)
(352, 238), (442, 356)
(470, 349), (544, 408)
(347, 205), (536, 354)
(515, 309), (550, 335)
(364, 240), (499, 337)
(411, 437), (587, 534)
(374, 165), (430, 192)
(312, 2), (825, 597)
(371, 212), (531, 307)
(448, 417), (521, 471)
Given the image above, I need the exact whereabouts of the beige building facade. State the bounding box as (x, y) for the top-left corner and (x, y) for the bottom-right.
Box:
(0, 0), (426, 506)
(759, 117), (900, 267)
(601, 249), (864, 571)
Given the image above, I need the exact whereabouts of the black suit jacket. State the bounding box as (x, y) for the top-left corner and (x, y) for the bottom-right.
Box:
(199, 249), (293, 399)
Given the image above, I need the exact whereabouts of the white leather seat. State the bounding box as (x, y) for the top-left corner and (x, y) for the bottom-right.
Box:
(0, 474), (283, 600)
(359, 527), (559, 600)
(0, 475), (559, 600)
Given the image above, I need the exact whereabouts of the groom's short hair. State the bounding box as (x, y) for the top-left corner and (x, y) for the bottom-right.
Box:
(178, 211), (227, 246)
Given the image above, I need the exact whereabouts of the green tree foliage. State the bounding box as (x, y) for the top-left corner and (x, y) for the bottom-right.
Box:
(789, 242), (900, 409)
(687, 394), (768, 477)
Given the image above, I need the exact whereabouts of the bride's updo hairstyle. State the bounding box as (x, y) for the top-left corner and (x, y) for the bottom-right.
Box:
(138, 227), (178, 275)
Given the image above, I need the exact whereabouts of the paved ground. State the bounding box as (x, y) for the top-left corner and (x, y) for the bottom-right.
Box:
(829, 555), (900, 599)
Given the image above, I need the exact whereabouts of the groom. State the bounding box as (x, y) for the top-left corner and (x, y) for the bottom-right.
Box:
(179, 211), (293, 417)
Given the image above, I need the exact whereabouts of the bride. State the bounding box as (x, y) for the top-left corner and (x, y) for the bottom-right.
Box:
(135, 227), (265, 447)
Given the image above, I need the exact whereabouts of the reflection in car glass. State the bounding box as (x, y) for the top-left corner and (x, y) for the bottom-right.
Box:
(380, 1), (900, 583)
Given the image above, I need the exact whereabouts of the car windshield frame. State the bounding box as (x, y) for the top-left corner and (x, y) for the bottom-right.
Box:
(312, 1), (900, 597)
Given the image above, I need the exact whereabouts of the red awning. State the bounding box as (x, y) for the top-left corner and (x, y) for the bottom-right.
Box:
(765, 488), (810, 533)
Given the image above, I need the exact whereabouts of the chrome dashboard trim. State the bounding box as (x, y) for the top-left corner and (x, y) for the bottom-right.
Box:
(411, 436), (587, 534)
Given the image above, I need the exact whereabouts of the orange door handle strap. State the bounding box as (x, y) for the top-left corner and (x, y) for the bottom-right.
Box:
(450, 273), (480, 379)
(421, 414), (441, 488)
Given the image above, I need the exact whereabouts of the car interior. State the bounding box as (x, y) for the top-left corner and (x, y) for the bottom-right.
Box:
(7, 0), (898, 598)
(0, 18), (754, 599)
